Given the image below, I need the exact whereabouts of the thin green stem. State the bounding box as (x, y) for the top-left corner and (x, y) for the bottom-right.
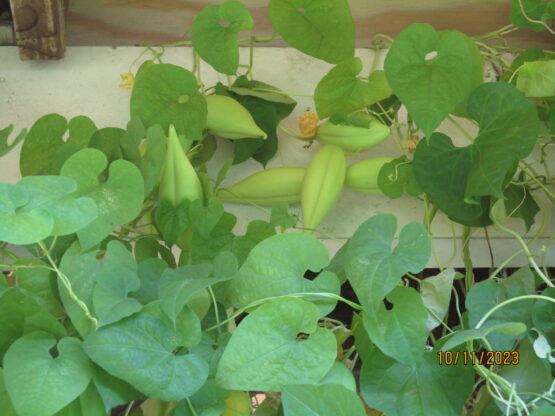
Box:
(37, 241), (98, 327)
(186, 398), (198, 416)
(424, 196), (442, 270)
(492, 211), (553, 287)
(293, 226), (344, 244)
(489, 249), (525, 279)
(462, 226), (474, 292)
(207, 286), (221, 335)
(476, 295), (555, 329)
(278, 123), (305, 140)
(124, 401), (135, 416)
(369, 47), (382, 75)
(445, 221), (459, 268)
(237, 34), (282, 44)
(472, 24), (516, 40)
(251, 87), (314, 98)
(520, 160), (555, 203)
(426, 306), (454, 334)
(0, 263), (55, 272)
(517, 0), (555, 35)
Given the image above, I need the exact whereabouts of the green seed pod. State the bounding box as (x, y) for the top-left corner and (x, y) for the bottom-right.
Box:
(217, 167), (306, 205)
(345, 157), (394, 194)
(159, 124), (204, 205)
(206, 95), (267, 140)
(316, 118), (390, 153)
(302, 144), (346, 230)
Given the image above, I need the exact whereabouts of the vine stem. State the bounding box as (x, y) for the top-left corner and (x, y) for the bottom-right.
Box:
(186, 398), (198, 416)
(207, 286), (221, 335)
(252, 87), (314, 98)
(424, 196), (442, 270)
(278, 123), (306, 140)
(492, 208), (553, 288)
(463, 226), (475, 291)
(516, 0), (555, 35)
(123, 401), (135, 416)
(475, 295), (555, 330)
(37, 241), (99, 327)
(519, 160), (555, 204)
(0, 263), (55, 272)
(472, 24), (517, 40)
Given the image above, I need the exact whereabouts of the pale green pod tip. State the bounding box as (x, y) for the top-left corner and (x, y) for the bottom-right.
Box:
(316, 118), (390, 153)
(206, 95), (267, 140)
(159, 124), (204, 206)
(345, 156), (394, 194)
(217, 167), (306, 205)
(301, 144), (346, 231)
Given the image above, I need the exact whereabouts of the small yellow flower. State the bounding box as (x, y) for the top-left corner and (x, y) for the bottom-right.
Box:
(119, 72), (135, 89)
(298, 109), (319, 139)
(401, 135), (420, 153)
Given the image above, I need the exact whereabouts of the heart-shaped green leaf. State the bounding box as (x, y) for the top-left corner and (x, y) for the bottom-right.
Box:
(88, 127), (125, 163)
(282, 384), (366, 416)
(216, 298), (336, 391)
(516, 60), (555, 97)
(420, 268), (457, 332)
(0, 288), (67, 360)
(363, 286), (428, 365)
(92, 241), (143, 327)
(189, 197), (224, 239)
(19, 114), (98, 176)
(154, 199), (191, 246)
(504, 184), (540, 231)
(0, 124), (26, 158)
(20, 114), (67, 176)
(377, 155), (422, 198)
(4, 332), (92, 416)
(315, 62), (391, 119)
(158, 263), (226, 322)
(191, 1), (254, 75)
(61, 148), (144, 251)
(465, 275), (534, 351)
(360, 348), (474, 416)
(345, 214), (430, 306)
(384, 24), (483, 137)
(84, 302), (208, 401)
(465, 82), (539, 200)
(414, 83), (539, 226)
(139, 125), (167, 196)
(268, 0), (355, 64)
(224, 232), (340, 315)
(130, 63), (207, 140)
(413, 133), (492, 227)
(317, 362), (357, 392)
(0, 176), (97, 245)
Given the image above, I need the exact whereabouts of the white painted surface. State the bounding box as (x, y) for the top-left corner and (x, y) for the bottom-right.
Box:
(1, 46), (553, 267)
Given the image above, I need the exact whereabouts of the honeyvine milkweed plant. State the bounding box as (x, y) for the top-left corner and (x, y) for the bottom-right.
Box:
(0, 0), (554, 415)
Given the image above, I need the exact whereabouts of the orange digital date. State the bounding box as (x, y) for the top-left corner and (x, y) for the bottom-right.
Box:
(437, 350), (519, 366)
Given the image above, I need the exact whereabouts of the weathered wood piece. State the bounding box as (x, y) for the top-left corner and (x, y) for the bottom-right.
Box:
(9, 0), (66, 60)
